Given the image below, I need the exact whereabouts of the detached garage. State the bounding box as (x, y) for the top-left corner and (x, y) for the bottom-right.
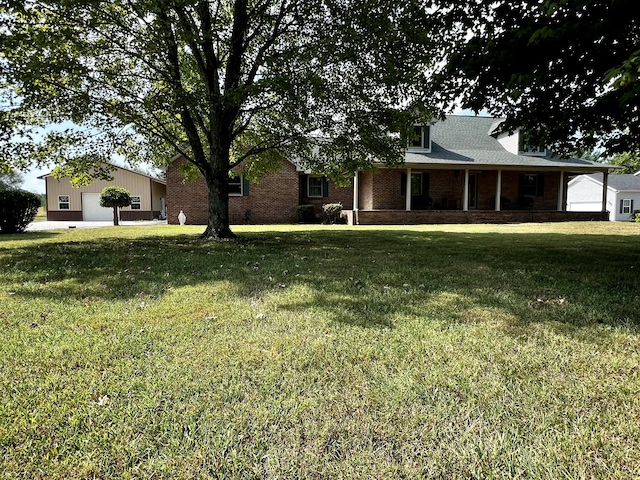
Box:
(82, 193), (113, 221)
(40, 163), (166, 222)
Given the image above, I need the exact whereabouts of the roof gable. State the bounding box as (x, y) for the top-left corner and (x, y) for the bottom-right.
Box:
(39, 162), (165, 184)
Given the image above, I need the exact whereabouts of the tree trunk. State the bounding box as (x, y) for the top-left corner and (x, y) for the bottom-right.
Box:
(112, 207), (119, 226)
(201, 154), (235, 239)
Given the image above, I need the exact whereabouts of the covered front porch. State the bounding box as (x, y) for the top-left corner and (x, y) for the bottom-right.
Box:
(344, 166), (610, 225)
(342, 209), (608, 225)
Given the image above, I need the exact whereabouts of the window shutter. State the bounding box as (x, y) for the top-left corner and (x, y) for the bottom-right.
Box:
(632, 200), (635, 212)
(242, 176), (250, 196)
(322, 177), (329, 197)
(299, 175), (307, 199)
(423, 126), (430, 148)
(536, 174), (545, 196)
(620, 199), (624, 213)
(401, 172), (407, 195)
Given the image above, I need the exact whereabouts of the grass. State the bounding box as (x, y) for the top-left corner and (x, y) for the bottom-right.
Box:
(1, 222), (639, 479)
(32, 207), (47, 222)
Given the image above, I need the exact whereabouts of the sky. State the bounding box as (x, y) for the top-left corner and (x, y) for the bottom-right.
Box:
(20, 107), (483, 194)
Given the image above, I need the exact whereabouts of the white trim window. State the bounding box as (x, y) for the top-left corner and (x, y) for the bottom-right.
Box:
(408, 126), (431, 151)
(622, 198), (632, 215)
(58, 195), (70, 210)
(228, 175), (242, 196)
(131, 196), (141, 210)
(307, 176), (323, 197)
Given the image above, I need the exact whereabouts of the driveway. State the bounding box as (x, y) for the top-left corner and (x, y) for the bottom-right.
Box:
(27, 219), (168, 232)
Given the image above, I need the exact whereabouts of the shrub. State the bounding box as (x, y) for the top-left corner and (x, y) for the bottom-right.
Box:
(633, 210), (640, 222)
(0, 189), (41, 234)
(297, 204), (316, 223)
(322, 202), (343, 224)
(100, 186), (132, 226)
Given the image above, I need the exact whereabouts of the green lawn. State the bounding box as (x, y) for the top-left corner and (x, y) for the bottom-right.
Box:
(33, 207), (47, 222)
(1, 222), (639, 479)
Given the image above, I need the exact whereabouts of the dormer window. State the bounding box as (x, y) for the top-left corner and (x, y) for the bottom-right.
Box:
(518, 133), (546, 156)
(408, 126), (431, 151)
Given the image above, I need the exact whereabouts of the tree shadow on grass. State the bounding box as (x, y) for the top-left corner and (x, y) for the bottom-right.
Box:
(1, 228), (639, 340)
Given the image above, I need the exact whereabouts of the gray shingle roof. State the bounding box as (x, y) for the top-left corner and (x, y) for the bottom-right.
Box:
(585, 172), (640, 191)
(405, 115), (610, 170)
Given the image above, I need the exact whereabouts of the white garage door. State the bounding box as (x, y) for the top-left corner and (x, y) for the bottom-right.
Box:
(567, 202), (602, 212)
(82, 193), (113, 221)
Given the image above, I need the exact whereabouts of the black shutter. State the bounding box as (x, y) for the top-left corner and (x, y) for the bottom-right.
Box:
(631, 200), (634, 212)
(322, 177), (329, 197)
(242, 176), (250, 196)
(401, 172), (407, 195)
(423, 126), (430, 148)
(536, 174), (545, 196)
(300, 175), (307, 200)
(620, 199), (624, 214)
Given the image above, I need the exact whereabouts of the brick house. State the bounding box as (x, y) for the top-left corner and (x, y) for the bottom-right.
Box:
(166, 156), (353, 225)
(167, 115), (613, 225)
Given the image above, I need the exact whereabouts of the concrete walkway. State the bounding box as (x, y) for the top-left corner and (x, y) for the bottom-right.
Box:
(26, 219), (168, 232)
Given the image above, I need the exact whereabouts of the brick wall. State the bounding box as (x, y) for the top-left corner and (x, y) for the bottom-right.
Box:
(167, 160), (575, 225)
(166, 157), (353, 225)
(167, 157), (301, 225)
(301, 179), (354, 220)
(348, 209), (608, 225)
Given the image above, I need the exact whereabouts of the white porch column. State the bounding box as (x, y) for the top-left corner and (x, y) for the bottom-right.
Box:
(463, 169), (469, 211)
(353, 172), (359, 211)
(495, 169), (502, 211)
(601, 170), (609, 212)
(557, 171), (565, 211)
(405, 167), (412, 211)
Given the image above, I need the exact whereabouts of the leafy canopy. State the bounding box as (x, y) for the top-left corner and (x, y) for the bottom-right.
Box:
(433, 0), (640, 156)
(1, 0), (446, 237)
(1, 0), (442, 176)
(99, 186), (132, 209)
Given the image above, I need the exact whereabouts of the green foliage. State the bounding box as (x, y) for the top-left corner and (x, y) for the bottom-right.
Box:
(0, 170), (23, 191)
(99, 187), (131, 209)
(296, 204), (316, 223)
(632, 210), (640, 222)
(0, 0), (444, 237)
(1, 223), (640, 476)
(322, 202), (343, 224)
(100, 186), (131, 226)
(435, 0), (640, 156)
(0, 189), (40, 234)
(608, 151), (640, 174)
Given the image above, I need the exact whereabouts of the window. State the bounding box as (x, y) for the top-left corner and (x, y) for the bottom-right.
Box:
(408, 126), (430, 149)
(400, 172), (429, 197)
(307, 176), (323, 197)
(228, 175), (242, 195)
(621, 199), (633, 214)
(518, 174), (544, 197)
(518, 135), (546, 155)
(58, 195), (70, 210)
(131, 196), (141, 210)
(411, 173), (423, 195)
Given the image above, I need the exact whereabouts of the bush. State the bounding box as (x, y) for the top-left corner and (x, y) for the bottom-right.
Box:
(297, 204), (316, 223)
(322, 202), (343, 224)
(0, 189), (41, 234)
(633, 210), (640, 222)
(100, 186), (132, 226)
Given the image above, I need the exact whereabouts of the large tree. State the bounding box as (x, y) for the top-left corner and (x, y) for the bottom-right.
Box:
(433, 0), (639, 156)
(1, 0), (443, 238)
